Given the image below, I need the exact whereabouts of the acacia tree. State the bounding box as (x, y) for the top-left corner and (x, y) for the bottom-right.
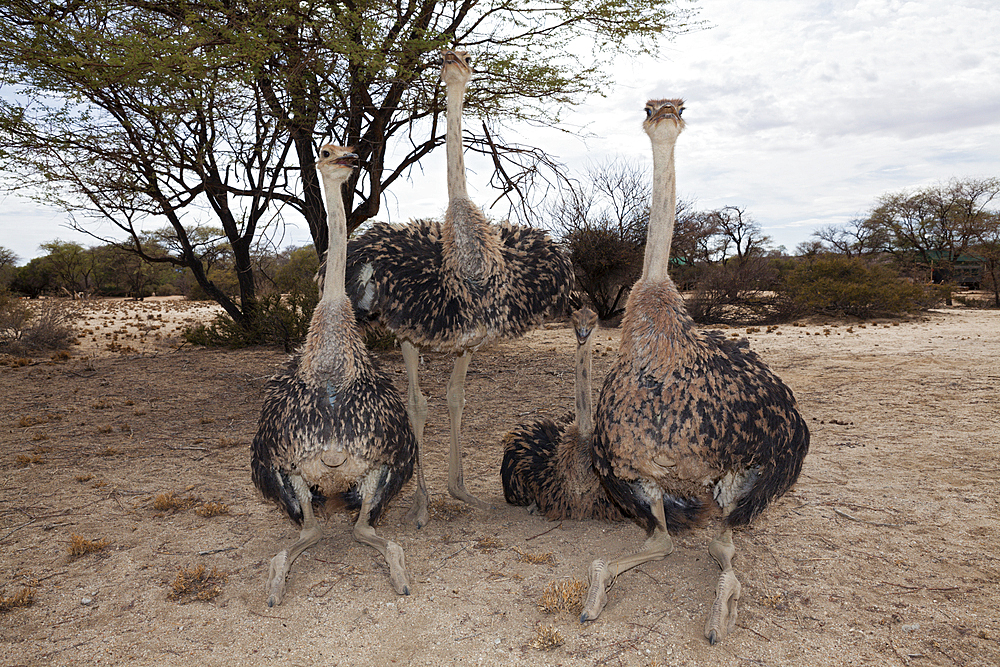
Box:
(0, 0), (699, 331)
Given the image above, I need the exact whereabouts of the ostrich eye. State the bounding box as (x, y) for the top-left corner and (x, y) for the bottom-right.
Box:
(321, 149), (331, 158)
(645, 107), (653, 118)
(677, 107), (684, 117)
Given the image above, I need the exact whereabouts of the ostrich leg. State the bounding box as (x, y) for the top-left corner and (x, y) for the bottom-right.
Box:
(446, 350), (491, 510)
(354, 491), (411, 595)
(705, 528), (741, 644)
(401, 341), (430, 528)
(580, 491), (673, 622)
(265, 476), (322, 607)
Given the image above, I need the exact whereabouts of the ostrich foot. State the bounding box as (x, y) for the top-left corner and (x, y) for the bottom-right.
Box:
(448, 482), (493, 512)
(580, 558), (613, 622)
(265, 549), (289, 607)
(386, 541), (411, 595)
(705, 569), (741, 645)
(704, 528), (740, 644)
(405, 486), (430, 528)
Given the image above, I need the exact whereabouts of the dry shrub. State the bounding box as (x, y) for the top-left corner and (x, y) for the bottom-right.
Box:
(529, 624), (564, 651)
(194, 502), (230, 518)
(169, 564), (227, 603)
(68, 534), (111, 559)
(0, 585), (36, 613)
(538, 579), (586, 615)
(0, 297), (74, 355)
(15, 454), (46, 467)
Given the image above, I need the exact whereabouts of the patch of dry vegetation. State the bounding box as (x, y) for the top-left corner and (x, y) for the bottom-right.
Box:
(538, 579), (585, 615)
(68, 534), (111, 559)
(528, 624), (564, 651)
(512, 547), (556, 565)
(194, 502), (230, 517)
(168, 564), (228, 603)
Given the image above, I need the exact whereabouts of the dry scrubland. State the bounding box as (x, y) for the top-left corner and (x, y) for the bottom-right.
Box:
(1, 296), (998, 666)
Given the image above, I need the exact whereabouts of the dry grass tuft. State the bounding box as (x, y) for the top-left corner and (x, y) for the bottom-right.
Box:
(15, 454), (46, 467)
(75, 474), (94, 483)
(0, 586), (36, 613)
(528, 624), (564, 651)
(195, 502), (230, 518)
(168, 564), (228, 603)
(513, 547), (556, 565)
(474, 536), (504, 551)
(68, 534), (111, 559)
(152, 492), (199, 512)
(538, 579), (585, 615)
(429, 499), (469, 521)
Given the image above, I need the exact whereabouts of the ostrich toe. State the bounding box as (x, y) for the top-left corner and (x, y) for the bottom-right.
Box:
(266, 549), (289, 607)
(386, 541), (411, 595)
(580, 558), (613, 622)
(705, 569), (741, 644)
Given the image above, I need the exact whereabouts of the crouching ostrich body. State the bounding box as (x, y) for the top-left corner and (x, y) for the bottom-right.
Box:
(580, 100), (810, 644)
(500, 308), (624, 521)
(345, 50), (573, 526)
(251, 146), (416, 606)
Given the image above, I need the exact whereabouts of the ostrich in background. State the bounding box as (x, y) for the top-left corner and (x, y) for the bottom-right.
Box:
(579, 100), (809, 645)
(500, 307), (624, 521)
(251, 145), (416, 607)
(346, 50), (574, 526)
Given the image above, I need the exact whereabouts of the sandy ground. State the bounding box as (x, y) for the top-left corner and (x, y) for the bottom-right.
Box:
(1, 297), (998, 666)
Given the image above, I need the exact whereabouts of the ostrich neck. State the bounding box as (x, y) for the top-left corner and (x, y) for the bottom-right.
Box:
(642, 137), (678, 283)
(320, 176), (348, 299)
(575, 337), (594, 440)
(445, 80), (469, 202)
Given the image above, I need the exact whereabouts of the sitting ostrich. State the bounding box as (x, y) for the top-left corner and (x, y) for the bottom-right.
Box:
(345, 50), (573, 526)
(579, 100), (810, 645)
(500, 307), (624, 521)
(251, 145), (416, 607)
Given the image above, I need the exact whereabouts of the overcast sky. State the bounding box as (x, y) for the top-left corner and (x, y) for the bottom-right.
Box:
(3, 0), (998, 262)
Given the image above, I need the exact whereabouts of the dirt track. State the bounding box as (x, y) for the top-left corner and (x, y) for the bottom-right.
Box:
(1, 299), (998, 666)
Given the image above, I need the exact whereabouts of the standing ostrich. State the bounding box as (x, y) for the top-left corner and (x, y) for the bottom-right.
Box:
(500, 307), (624, 521)
(579, 99), (809, 645)
(251, 145), (416, 607)
(346, 50), (573, 526)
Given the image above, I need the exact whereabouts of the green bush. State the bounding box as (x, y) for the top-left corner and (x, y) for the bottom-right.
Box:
(184, 289), (318, 352)
(782, 255), (939, 318)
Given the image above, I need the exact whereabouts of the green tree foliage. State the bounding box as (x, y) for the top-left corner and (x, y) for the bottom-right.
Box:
(0, 246), (17, 290)
(0, 0), (700, 333)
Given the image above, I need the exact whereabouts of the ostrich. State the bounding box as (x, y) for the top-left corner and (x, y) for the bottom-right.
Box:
(500, 307), (624, 521)
(345, 50), (573, 526)
(578, 99), (810, 645)
(251, 145), (416, 607)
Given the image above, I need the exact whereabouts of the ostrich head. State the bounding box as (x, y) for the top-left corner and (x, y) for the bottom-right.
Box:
(439, 49), (473, 88)
(316, 145), (358, 183)
(643, 98), (685, 142)
(571, 307), (598, 347)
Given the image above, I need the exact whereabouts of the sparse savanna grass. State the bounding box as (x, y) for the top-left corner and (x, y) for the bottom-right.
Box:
(538, 579), (586, 615)
(528, 624), (564, 651)
(97, 445), (119, 456)
(96, 425), (114, 434)
(68, 534), (111, 559)
(168, 564), (228, 603)
(1, 356), (32, 367)
(215, 436), (241, 449)
(91, 398), (113, 410)
(75, 474), (94, 483)
(199, 417), (215, 424)
(512, 547), (556, 565)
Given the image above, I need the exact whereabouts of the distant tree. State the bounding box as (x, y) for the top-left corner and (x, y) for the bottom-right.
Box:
(972, 211), (1000, 307)
(11, 257), (54, 297)
(38, 241), (96, 296)
(0, 246), (17, 290)
(708, 205), (771, 263)
(812, 218), (888, 257)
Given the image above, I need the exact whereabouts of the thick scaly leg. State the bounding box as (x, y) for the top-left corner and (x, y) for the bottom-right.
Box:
(580, 489), (673, 622)
(353, 492), (411, 595)
(704, 528), (741, 645)
(401, 341), (430, 527)
(265, 476), (322, 607)
(446, 350), (491, 511)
